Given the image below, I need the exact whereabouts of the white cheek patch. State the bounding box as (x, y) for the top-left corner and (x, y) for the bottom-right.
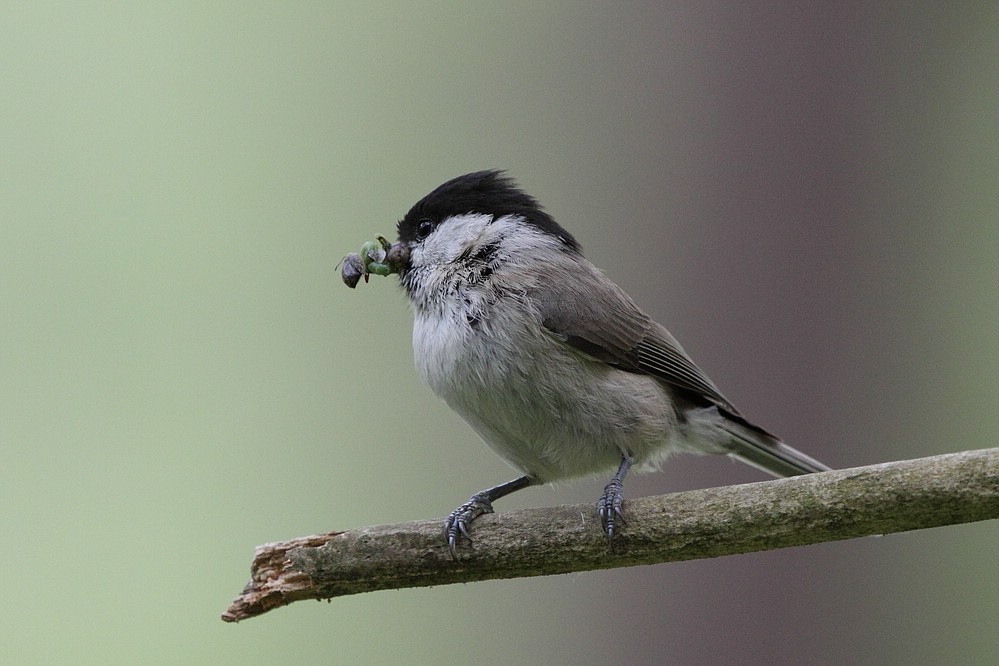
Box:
(410, 213), (568, 277)
(416, 213), (495, 266)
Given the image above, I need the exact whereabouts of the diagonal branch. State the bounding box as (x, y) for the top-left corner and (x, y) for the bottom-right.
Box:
(222, 448), (998, 622)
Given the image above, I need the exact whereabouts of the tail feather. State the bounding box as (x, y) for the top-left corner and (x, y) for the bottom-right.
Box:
(717, 415), (830, 478)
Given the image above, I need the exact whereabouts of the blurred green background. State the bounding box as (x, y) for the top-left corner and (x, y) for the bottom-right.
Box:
(2, 2), (997, 664)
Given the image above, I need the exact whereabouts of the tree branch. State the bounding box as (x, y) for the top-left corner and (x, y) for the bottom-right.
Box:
(222, 448), (998, 622)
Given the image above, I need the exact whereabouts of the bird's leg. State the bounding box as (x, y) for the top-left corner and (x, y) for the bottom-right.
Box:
(597, 454), (633, 546)
(445, 475), (536, 558)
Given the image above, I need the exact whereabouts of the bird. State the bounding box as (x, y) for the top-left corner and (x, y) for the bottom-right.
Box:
(353, 170), (830, 556)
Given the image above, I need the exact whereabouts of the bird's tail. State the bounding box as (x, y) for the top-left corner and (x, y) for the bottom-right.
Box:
(710, 408), (830, 477)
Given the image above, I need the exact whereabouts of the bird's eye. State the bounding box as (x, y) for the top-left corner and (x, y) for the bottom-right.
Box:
(416, 218), (434, 240)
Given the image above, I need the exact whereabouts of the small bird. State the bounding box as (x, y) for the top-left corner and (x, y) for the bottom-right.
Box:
(361, 170), (830, 556)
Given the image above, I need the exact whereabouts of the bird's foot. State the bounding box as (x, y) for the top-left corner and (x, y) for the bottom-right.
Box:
(597, 477), (627, 546)
(444, 494), (494, 558)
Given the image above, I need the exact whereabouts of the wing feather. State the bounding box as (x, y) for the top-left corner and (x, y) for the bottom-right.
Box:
(531, 258), (823, 474)
(534, 263), (739, 416)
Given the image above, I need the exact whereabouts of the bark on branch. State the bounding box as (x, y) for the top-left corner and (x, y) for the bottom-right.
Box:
(222, 448), (998, 622)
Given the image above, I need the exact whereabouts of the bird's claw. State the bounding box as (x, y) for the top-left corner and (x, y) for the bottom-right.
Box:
(597, 478), (627, 546)
(444, 494), (495, 558)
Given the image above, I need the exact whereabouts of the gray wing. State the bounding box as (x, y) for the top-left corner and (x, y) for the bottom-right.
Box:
(533, 266), (740, 416)
(533, 262), (829, 476)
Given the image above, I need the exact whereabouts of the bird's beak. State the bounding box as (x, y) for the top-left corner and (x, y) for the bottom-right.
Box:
(385, 242), (410, 273)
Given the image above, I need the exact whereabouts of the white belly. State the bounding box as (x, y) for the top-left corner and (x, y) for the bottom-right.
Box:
(413, 307), (680, 482)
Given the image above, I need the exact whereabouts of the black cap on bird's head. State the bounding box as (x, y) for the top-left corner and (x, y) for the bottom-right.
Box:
(396, 170), (580, 252)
